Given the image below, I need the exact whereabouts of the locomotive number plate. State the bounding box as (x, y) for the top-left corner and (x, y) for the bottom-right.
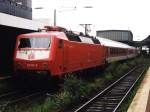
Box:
(27, 64), (37, 68)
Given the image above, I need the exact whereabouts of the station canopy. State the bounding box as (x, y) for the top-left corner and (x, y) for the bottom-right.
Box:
(141, 35), (150, 47)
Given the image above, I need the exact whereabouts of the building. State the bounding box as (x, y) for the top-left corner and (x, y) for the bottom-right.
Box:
(0, 0), (32, 19)
(12, 0), (32, 8)
(0, 0), (47, 74)
(96, 30), (133, 42)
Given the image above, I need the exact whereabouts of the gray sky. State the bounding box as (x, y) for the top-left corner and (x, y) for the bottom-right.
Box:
(33, 0), (150, 41)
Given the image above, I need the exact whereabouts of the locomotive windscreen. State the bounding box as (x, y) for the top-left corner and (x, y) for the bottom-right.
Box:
(18, 37), (50, 49)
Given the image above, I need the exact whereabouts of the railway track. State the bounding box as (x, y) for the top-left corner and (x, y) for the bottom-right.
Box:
(74, 65), (147, 112)
(0, 75), (14, 81)
(0, 78), (61, 111)
(0, 89), (50, 111)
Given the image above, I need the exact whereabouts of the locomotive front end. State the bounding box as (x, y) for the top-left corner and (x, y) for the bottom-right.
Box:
(14, 34), (52, 74)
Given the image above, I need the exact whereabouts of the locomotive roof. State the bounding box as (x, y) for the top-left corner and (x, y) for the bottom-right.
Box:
(19, 31), (61, 36)
(17, 30), (135, 49)
(18, 31), (68, 40)
(97, 37), (135, 49)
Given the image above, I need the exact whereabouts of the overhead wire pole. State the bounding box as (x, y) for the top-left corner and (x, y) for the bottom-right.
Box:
(80, 24), (92, 35)
(54, 9), (56, 26)
(79, 6), (93, 35)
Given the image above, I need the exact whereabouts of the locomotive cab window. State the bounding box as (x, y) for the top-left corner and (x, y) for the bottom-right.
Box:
(18, 37), (51, 49)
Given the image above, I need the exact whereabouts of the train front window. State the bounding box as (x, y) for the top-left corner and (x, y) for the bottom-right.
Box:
(18, 37), (50, 49)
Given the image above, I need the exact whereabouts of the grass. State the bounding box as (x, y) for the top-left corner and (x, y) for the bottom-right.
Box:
(3, 56), (150, 112)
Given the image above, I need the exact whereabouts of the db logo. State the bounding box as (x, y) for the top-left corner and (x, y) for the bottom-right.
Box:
(28, 53), (35, 59)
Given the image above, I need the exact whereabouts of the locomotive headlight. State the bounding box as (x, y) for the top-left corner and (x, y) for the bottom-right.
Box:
(43, 63), (48, 69)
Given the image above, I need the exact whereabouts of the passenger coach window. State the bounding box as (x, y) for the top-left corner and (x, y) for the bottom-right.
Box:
(18, 37), (50, 49)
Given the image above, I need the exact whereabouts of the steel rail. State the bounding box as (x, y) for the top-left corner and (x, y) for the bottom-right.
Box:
(74, 66), (136, 112)
(0, 91), (21, 99)
(6, 91), (45, 105)
(113, 66), (146, 111)
(74, 65), (147, 112)
(0, 90), (48, 109)
(0, 75), (14, 80)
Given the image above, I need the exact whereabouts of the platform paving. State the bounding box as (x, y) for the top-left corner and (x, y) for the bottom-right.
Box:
(127, 67), (150, 112)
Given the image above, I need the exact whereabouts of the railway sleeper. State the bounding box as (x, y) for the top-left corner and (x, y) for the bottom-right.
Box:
(86, 108), (113, 112)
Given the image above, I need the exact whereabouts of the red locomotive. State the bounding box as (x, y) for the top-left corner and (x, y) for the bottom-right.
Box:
(14, 26), (138, 76)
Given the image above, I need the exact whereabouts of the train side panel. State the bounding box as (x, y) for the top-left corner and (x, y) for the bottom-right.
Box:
(50, 38), (65, 76)
(127, 49), (138, 59)
(106, 47), (138, 63)
(106, 47), (128, 63)
(63, 40), (107, 74)
(51, 39), (107, 76)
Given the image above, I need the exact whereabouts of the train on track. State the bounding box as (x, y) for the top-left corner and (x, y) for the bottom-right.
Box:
(14, 26), (138, 76)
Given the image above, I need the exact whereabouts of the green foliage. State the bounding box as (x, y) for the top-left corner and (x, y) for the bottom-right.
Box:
(94, 78), (105, 88)
(63, 75), (81, 97)
(55, 91), (72, 108)
(104, 72), (113, 80)
(31, 98), (58, 112)
(115, 63), (129, 77)
(64, 74), (95, 99)
(105, 62), (118, 73)
(78, 83), (94, 98)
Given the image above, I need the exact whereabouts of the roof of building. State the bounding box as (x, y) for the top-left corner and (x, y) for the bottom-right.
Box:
(0, 12), (46, 30)
(97, 30), (133, 33)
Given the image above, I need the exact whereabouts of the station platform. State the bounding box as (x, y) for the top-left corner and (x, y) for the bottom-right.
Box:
(127, 67), (150, 112)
